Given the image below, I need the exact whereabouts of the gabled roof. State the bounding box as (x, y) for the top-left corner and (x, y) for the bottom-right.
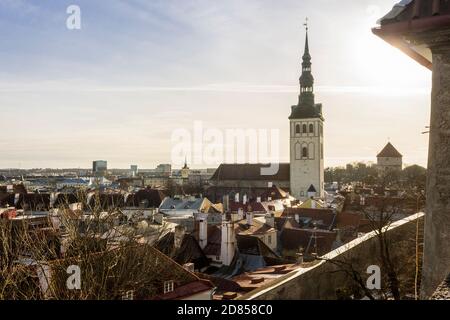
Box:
(261, 185), (289, 200)
(159, 197), (206, 212)
(236, 235), (280, 259)
(299, 198), (326, 209)
(229, 201), (267, 213)
(283, 207), (336, 228)
(234, 218), (276, 236)
(280, 228), (337, 255)
(154, 232), (210, 270)
(307, 184), (317, 193)
(210, 163), (290, 181)
(377, 142), (402, 158)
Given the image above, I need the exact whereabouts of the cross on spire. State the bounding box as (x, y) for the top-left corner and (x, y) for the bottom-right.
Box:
(303, 17), (308, 32)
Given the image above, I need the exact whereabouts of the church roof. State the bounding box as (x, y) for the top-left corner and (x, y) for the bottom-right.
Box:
(289, 103), (324, 120)
(377, 142), (402, 158)
(210, 163), (290, 181)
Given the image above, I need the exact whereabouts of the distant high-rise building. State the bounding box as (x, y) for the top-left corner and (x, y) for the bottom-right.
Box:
(155, 164), (172, 176)
(130, 165), (138, 177)
(289, 23), (324, 200)
(93, 160), (107, 176)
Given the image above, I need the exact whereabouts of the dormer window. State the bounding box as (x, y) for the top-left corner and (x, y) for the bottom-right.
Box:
(122, 290), (134, 300)
(164, 280), (174, 294)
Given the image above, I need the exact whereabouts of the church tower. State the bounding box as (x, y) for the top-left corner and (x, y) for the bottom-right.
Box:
(289, 22), (324, 200)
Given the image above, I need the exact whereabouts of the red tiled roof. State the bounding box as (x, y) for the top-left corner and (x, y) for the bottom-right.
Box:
(210, 163), (290, 181)
(280, 228), (337, 255)
(283, 207), (335, 227)
(153, 280), (213, 300)
(229, 201), (267, 213)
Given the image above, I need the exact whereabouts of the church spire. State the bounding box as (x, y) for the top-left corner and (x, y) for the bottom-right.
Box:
(299, 18), (314, 106)
(303, 18), (310, 58)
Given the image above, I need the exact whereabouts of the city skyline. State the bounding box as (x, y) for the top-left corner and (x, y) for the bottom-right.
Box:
(0, 0), (431, 169)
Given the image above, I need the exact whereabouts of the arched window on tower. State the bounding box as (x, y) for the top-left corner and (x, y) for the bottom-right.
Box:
(309, 123), (314, 134)
(308, 143), (315, 159)
(295, 142), (301, 160)
(295, 124), (300, 134)
(302, 146), (308, 159)
(302, 124), (307, 133)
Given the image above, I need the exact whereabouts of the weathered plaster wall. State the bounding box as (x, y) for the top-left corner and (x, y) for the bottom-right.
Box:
(239, 213), (423, 300)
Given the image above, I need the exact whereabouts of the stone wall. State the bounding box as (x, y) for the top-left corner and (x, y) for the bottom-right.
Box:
(239, 213), (424, 300)
(421, 43), (450, 298)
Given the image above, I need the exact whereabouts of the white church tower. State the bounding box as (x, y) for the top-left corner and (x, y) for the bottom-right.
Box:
(289, 23), (324, 200)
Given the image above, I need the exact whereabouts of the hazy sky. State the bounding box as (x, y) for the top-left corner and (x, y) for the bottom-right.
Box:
(0, 0), (431, 169)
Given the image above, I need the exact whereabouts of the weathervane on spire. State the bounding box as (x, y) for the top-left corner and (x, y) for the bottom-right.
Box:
(304, 17), (308, 32)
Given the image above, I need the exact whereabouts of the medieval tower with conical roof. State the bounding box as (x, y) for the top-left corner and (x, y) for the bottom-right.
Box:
(289, 22), (324, 200)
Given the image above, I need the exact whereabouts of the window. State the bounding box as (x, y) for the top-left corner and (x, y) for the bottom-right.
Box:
(122, 290), (134, 300)
(309, 123), (314, 134)
(302, 147), (308, 158)
(295, 142), (301, 160)
(302, 124), (307, 133)
(308, 143), (315, 159)
(295, 124), (300, 134)
(164, 280), (174, 294)
(268, 235), (272, 244)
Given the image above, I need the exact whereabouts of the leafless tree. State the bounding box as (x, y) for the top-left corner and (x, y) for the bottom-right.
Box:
(0, 190), (174, 300)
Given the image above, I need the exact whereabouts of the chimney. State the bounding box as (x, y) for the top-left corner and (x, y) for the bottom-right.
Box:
(174, 225), (185, 249)
(268, 182), (273, 187)
(265, 213), (274, 228)
(223, 195), (229, 213)
(50, 192), (58, 208)
(234, 193), (239, 203)
(199, 218), (208, 249)
(220, 220), (235, 266)
(243, 194), (247, 205)
(154, 213), (164, 224)
(14, 193), (20, 206)
(246, 212), (253, 225)
(295, 214), (300, 223)
(237, 208), (244, 220)
(183, 263), (195, 273)
(257, 196), (261, 203)
(311, 200), (316, 209)
(296, 252), (304, 265)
